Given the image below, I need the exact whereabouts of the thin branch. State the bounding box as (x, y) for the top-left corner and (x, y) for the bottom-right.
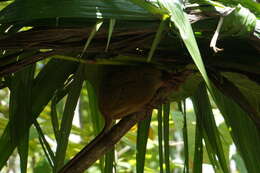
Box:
(58, 112), (149, 173)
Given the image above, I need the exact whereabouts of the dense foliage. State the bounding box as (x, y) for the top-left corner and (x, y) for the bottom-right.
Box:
(0, 0), (259, 173)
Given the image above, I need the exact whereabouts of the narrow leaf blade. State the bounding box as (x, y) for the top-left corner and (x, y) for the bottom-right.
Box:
(105, 18), (116, 52)
(0, 59), (77, 170)
(191, 83), (229, 173)
(54, 65), (84, 172)
(193, 117), (203, 173)
(163, 103), (170, 173)
(80, 20), (103, 57)
(157, 105), (164, 173)
(147, 18), (167, 62)
(136, 113), (152, 173)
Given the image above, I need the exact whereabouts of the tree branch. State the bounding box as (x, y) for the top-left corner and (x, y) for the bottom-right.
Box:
(0, 51), (57, 76)
(58, 112), (149, 173)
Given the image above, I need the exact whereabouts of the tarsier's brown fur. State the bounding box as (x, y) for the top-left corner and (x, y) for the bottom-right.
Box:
(59, 65), (189, 173)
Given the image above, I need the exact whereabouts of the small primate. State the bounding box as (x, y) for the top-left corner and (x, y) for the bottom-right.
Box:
(59, 66), (164, 173)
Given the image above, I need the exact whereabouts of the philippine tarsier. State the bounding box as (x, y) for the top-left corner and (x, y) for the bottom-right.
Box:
(59, 65), (166, 172)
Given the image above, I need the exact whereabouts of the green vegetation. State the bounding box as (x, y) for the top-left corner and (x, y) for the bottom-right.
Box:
(0, 0), (259, 173)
